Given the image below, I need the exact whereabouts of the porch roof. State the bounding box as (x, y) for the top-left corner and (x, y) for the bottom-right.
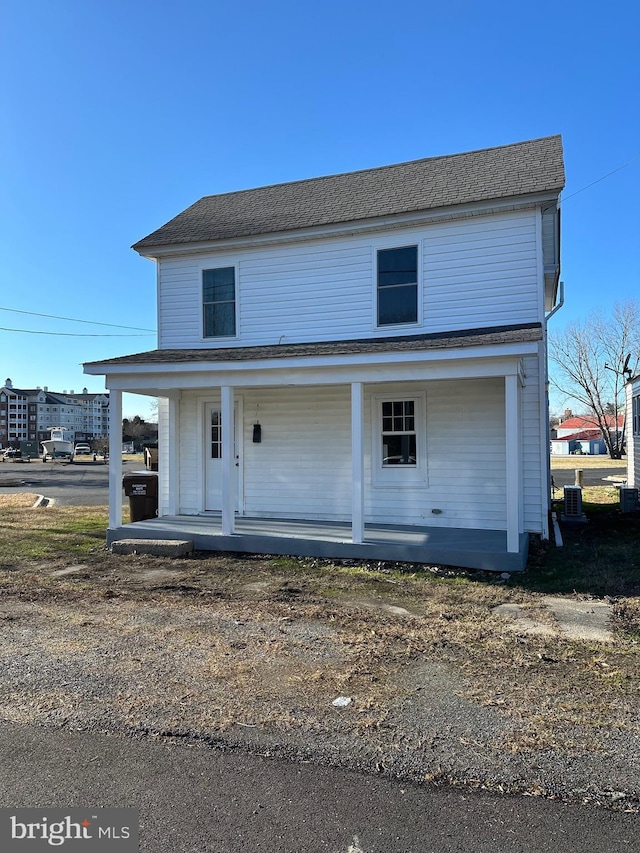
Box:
(85, 322), (542, 371)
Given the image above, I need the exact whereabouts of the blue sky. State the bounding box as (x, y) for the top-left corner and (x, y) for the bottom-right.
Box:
(1, 0), (638, 419)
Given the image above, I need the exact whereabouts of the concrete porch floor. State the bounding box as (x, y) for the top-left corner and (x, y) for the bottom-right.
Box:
(107, 514), (529, 572)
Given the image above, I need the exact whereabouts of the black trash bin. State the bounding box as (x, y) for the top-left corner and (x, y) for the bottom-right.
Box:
(123, 472), (158, 522)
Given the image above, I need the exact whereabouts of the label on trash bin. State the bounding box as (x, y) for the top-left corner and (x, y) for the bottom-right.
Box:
(130, 484), (147, 495)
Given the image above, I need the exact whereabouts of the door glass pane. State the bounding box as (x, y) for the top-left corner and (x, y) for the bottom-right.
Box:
(211, 410), (222, 459)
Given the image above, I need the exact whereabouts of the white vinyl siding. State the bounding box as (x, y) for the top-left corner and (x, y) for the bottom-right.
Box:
(241, 386), (353, 520)
(627, 380), (640, 489)
(157, 209), (540, 349)
(177, 393), (200, 514)
(423, 212), (539, 329)
(520, 353), (543, 532)
(174, 378), (538, 531)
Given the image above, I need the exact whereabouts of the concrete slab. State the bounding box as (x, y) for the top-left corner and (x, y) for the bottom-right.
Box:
(51, 566), (88, 577)
(542, 596), (613, 643)
(492, 603), (555, 636)
(493, 597), (613, 643)
(111, 539), (194, 558)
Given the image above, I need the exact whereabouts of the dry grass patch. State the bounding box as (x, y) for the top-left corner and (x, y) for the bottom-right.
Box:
(550, 456), (626, 469)
(0, 493), (40, 509)
(0, 503), (108, 562)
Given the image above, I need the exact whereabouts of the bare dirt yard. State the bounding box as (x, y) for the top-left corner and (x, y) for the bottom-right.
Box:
(1, 495), (639, 812)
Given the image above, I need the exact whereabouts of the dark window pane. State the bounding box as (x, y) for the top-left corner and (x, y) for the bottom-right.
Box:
(393, 401), (402, 416)
(383, 417), (392, 431)
(382, 434), (416, 465)
(378, 269), (417, 287)
(378, 246), (417, 287)
(203, 268), (236, 337)
(405, 400), (414, 415)
(405, 416), (414, 431)
(378, 284), (418, 325)
(204, 280), (235, 303)
(203, 267), (235, 302)
(394, 416), (403, 431)
(204, 303), (236, 337)
(382, 402), (392, 417)
(378, 246), (418, 281)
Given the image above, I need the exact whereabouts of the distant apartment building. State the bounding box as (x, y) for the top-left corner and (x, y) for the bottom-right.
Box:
(0, 378), (109, 448)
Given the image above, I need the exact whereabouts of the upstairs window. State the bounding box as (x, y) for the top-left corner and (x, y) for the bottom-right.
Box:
(203, 267), (236, 338)
(377, 246), (418, 327)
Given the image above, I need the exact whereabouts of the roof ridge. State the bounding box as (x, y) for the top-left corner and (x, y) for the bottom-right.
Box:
(133, 135), (565, 250)
(193, 135), (563, 202)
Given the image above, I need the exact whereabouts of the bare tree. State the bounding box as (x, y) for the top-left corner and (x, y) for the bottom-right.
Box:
(549, 300), (640, 458)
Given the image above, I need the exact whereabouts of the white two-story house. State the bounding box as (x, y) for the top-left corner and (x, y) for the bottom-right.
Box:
(85, 135), (565, 571)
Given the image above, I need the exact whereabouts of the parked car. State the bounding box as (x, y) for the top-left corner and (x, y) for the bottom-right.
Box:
(1, 448), (22, 461)
(74, 444), (91, 455)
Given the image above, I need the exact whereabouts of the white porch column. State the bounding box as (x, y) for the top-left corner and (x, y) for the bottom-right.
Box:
(221, 385), (235, 535)
(166, 393), (180, 516)
(108, 389), (123, 529)
(351, 381), (365, 544)
(505, 374), (521, 553)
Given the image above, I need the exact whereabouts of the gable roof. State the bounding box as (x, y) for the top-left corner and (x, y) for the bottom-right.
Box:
(558, 415), (624, 432)
(133, 135), (564, 251)
(553, 431), (607, 442)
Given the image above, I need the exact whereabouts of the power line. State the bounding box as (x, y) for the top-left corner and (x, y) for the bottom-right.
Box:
(0, 326), (154, 337)
(0, 306), (156, 332)
(562, 152), (640, 202)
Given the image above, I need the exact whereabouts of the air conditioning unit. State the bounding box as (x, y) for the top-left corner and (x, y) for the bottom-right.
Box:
(561, 486), (586, 523)
(619, 487), (639, 514)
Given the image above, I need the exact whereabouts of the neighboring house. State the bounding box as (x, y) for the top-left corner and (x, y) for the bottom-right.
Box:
(550, 431), (607, 456)
(554, 415), (624, 439)
(84, 135), (565, 571)
(551, 414), (624, 456)
(0, 379), (110, 447)
(626, 376), (640, 489)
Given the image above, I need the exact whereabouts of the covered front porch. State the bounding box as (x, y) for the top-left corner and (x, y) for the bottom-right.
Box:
(84, 325), (547, 574)
(107, 513), (529, 572)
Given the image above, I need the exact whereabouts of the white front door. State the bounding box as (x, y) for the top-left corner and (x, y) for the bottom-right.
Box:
(205, 401), (242, 511)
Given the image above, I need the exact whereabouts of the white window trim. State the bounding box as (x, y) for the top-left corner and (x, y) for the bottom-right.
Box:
(200, 261), (240, 342)
(372, 241), (422, 332)
(633, 393), (640, 437)
(371, 392), (427, 489)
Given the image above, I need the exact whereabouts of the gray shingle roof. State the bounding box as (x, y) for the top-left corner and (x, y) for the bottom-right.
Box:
(133, 136), (564, 251)
(85, 323), (542, 369)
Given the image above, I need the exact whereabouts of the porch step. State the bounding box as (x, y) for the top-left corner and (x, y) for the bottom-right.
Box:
(111, 538), (194, 558)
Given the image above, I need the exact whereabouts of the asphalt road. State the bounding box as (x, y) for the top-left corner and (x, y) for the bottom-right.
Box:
(550, 465), (627, 490)
(0, 721), (635, 853)
(0, 457), (143, 505)
(1, 457), (627, 507)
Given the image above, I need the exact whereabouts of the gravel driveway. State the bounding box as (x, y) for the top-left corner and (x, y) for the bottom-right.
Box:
(0, 551), (638, 813)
